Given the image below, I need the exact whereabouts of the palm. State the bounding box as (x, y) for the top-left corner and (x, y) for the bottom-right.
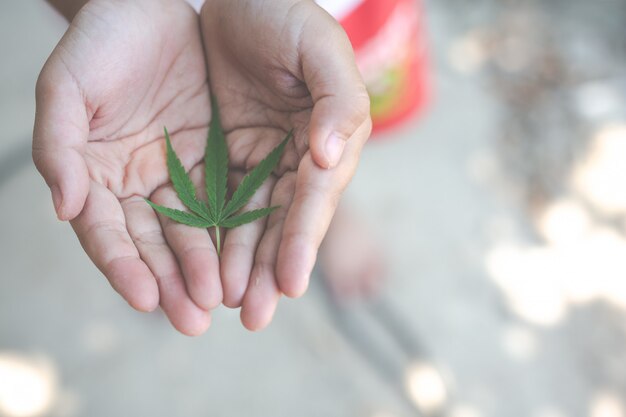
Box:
(201, 46), (312, 174)
(34, 0), (219, 335)
(73, 2), (210, 198)
(200, 0), (371, 330)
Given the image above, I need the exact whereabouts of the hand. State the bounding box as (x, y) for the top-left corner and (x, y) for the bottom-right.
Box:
(34, 0), (219, 335)
(200, 0), (372, 330)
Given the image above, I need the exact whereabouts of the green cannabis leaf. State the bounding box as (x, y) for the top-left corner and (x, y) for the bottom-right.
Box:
(146, 96), (292, 255)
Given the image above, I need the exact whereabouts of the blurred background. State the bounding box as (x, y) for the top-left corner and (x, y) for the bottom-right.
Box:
(1, 0), (626, 416)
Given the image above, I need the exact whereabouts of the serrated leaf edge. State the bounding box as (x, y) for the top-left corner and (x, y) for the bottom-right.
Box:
(163, 127), (212, 222)
(220, 206), (279, 228)
(221, 130), (292, 220)
(145, 199), (214, 228)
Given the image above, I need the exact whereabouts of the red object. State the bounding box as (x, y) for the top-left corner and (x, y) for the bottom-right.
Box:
(336, 0), (431, 133)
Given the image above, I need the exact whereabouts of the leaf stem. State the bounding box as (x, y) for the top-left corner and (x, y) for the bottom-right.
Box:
(215, 226), (221, 257)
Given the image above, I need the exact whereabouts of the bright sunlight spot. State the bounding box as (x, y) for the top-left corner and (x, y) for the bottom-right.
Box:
(573, 124), (626, 215)
(486, 244), (569, 326)
(590, 391), (625, 417)
(405, 362), (447, 413)
(0, 353), (57, 417)
(448, 30), (487, 74)
(536, 199), (591, 246)
(487, 177), (626, 326)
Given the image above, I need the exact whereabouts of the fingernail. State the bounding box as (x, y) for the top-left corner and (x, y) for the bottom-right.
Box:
(325, 132), (345, 168)
(51, 185), (63, 218)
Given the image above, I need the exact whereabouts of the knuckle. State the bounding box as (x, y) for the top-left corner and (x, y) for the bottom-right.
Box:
(353, 88), (372, 123)
(134, 230), (166, 247)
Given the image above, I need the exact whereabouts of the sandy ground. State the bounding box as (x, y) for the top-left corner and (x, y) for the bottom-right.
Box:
(1, 1), (626, 417)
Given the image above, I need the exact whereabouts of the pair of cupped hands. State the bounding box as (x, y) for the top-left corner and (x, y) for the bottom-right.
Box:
(33, 0), (371, 334)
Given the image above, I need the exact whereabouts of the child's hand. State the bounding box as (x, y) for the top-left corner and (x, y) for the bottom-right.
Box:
(200, 0), (372, 330)
(33, 0), (220, 336)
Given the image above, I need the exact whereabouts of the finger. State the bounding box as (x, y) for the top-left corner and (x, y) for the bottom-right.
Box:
(70, 182), (159, 313)
(33, 61), (90, 221)
(124, 192), (212, 337)
(300, 6), (371, 169)
(220, 171), (276, 308)
(276, 119), (372, 298)
(240, 173), (297, 331)
(152, 171), (223, 311)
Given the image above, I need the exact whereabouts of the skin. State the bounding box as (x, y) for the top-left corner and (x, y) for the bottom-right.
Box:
(36, 0), (371, 334)
(35, 0), (217, 335)
(201, 0), (371, 330)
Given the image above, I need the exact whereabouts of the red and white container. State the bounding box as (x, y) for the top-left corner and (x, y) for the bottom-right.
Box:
(318, 0), (431, 132)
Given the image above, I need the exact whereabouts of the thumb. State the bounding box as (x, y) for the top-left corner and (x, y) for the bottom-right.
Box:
(301, 8), (371, 169)
(33, 63), (90, 221)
